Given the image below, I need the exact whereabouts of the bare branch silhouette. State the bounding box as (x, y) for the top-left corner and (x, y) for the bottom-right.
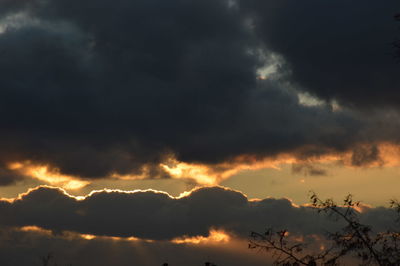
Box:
(250, 193), (400, 265)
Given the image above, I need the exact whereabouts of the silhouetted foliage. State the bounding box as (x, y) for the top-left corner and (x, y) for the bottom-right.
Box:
(249, 193), (400, 266)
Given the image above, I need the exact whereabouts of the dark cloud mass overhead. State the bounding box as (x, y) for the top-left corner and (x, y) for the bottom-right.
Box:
(241, 0), (400, 108)
(0, 0), (399, 183)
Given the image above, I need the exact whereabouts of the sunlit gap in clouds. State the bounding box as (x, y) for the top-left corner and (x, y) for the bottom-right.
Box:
(161, 153), (342, 186)
(4, 143), (400, 196)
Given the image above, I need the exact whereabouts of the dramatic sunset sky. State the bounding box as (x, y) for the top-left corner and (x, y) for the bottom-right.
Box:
(1, 0), (400, 265)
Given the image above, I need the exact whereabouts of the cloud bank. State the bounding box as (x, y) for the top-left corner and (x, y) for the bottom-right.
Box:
(0, 0), (399, 185)
(0, 226), (270, 266)
(0, 186), (397, 241)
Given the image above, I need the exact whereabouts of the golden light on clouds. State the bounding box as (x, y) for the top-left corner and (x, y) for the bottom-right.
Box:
(15, 223), (230, 245)
(7, 161), (89, 190)
(365, 143), (400, 167)
(19, 225), (52, 235)
(80, 234), (97, 240)
(4, 142), (400, 195)
(161, 161), (220, 185)
(0, 184), (198, 205)
(172, 229), (231, 245)
(17, 225), (137, 242)
(160, 153), (341, 186)
(17, 226), (231, 247)
(160, 143), (400, 187)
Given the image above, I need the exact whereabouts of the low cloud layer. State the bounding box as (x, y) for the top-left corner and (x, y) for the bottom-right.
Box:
(0, 0), (399, 184)
(0, 186), (397, 241)
(0, 226), (270, 266)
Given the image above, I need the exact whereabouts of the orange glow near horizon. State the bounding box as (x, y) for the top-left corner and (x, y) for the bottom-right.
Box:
(15, 224), (231, 245)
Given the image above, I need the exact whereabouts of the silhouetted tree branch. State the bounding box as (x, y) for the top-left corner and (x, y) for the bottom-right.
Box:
(250, 193), (400, 265)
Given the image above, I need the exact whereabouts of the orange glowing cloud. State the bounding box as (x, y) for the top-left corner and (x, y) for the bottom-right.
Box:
(352, 142), (400, 167)
(159, 153), (341, 186)
(172, 229), (231, 245)
(7, 162), (89, 190)
(17, 224), (230, 245)
(16, 225), (136, 241)
(19, 225), (52, 235)
(160, 143), (400, 186)
(5, 143), (400, 190)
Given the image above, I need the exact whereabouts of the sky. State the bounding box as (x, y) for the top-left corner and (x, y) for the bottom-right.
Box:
(0, 0), (400, 265)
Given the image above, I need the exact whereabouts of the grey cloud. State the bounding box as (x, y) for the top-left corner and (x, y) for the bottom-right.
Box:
(241, 0), (400, 109)
(0, 0), (263, 180)
(0, 186), (397, 240)
(0, 0), (398, 184)
(0, 227), (271, 266)
(0, 0), (31, 17)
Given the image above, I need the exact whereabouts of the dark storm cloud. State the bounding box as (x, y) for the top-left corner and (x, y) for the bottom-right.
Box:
(0, 186), (396, 240)
(0, 0), (263, 180)
(0, 0), (31, 16)
(0, 0), (398, 183)
(241, 0), (400, 108)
